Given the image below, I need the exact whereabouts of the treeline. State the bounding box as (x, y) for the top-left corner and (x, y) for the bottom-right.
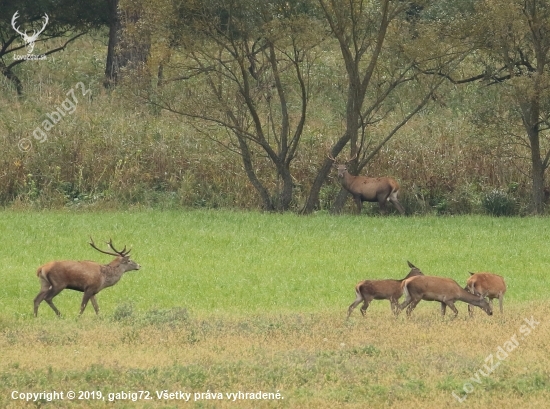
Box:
(1, 0), (549, 215)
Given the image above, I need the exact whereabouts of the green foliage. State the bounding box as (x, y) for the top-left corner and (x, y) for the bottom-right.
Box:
(113, 303), (135, 321)
(482, 189), (517, 216)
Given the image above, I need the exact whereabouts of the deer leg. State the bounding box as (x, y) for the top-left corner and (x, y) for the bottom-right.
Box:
(447, 302), (459, 317)
(44, 299), (62, 316)
(39, 286), (64, 317)
(468, 304), (474, 318)
(90, 295), (100, 314)
(397, 294), (413, 315)
(498, 294), (504, 314)
(347, 292), (364, 319)
(405, 299), (420, 317)
(34, 290), (49, 317)
(80, 291), (95, 315)
(377, 196), (388, 214)
(354, 196), (363, 214)
(388, 192), (405, 215)
(360, 297), (373, 317)
(440, 302), (446, 316)
(34, 284), (50, 317)
(397, 299), (410, 315)
(390, 299), (399, 316)
(34, 277), (54, 317)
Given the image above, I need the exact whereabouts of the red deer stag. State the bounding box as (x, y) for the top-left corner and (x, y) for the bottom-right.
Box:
(328, 154), (405, 215)
(34, 238), (140, 317)
(347, 261), (424, 318)
(465, 272), (506, 317)
(397, 275), (493, 317)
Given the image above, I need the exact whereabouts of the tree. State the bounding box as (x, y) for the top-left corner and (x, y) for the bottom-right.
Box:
(427, 0), (550, 213)
(301, 0), (453, 214)
(0, 0), (108, 94)
(136, 0), (322, 210)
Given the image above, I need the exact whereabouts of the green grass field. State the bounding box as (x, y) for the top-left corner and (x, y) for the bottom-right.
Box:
(0, 210), (549, 408)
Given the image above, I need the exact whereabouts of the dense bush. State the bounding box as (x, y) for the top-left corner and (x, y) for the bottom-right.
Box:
(482, 189), (518, 216)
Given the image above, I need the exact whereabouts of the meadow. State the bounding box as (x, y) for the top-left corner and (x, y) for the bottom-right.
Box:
(0, 210), (549, 408)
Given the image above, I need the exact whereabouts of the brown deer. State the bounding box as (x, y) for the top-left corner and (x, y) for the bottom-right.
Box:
(465, 272), (506, 317)
(33, 238), (140, 317)
(397, 275), (493, 317)
(328, 154), (405, 215)
(347, 261), (424, 318)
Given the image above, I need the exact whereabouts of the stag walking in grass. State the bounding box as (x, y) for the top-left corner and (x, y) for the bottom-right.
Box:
(465, 272), (506, 317)
(397, 275), (493, 317)
(34, 238), (140, 317)
(328, 154), (405, 215)
(347, 261), (423, 318)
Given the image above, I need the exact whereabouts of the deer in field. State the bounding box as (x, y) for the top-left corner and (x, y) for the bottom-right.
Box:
(397, 275), (493, 317)
(347, 261), (424, 318)
(465, 272), (506, 317)
(328, 154), (405, 215)
(33, 238), (140, 317)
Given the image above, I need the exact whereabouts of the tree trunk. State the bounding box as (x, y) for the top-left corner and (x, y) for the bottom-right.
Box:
(237, 137), (274, 211)
(278, 167), (294, 211)
(104, 0), (150, 88)
(331, 188), (350, 214)
(104, 0), (120, 87)
(528, 128), (546, 214)
(301, 135), (350, 214)
(520, 92), (546, 214)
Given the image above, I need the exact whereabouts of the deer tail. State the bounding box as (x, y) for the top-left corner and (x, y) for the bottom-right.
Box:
(36, 266), (53, 289)
(401, 280), (410, 299)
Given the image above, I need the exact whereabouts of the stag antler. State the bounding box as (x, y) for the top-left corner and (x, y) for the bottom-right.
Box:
(346, 152), (358, 163)
(107, 239), (131, 257)
(89, 237), (131, 257)
(328, 152), (358, 164)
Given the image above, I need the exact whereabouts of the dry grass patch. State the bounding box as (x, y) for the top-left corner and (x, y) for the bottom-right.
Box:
(1, 302), (549, 408)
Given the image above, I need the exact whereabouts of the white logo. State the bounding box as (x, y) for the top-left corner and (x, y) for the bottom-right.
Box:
(11, 11), (48, 58)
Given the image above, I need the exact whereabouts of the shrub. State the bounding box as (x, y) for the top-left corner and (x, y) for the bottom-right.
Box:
(482, 189), (517, 216)
(113, 303), (134, 321)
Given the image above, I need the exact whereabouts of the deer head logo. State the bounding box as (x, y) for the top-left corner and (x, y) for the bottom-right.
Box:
(11, 11), (49, 55)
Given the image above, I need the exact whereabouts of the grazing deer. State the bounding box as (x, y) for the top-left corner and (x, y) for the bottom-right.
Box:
(33, 238), (140, 317)
(347, 261), (424, 318)
(465, 272), (506, 317)
(397, 275), (493, 317)
(328, 154), (405, 215)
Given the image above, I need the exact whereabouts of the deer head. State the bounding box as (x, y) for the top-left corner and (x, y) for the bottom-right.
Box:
(89, 237), (139, 272)
(328, 153), (357, 179)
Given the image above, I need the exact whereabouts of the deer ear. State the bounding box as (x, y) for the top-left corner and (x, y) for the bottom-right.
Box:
(407, 261), (416, 268)
(469, 272), (474, 276)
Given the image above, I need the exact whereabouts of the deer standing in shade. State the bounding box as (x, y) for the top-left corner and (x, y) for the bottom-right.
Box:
(328, 154), (405, 215)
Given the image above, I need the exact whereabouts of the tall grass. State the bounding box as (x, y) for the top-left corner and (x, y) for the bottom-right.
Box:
(0, 35), (536, 214)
